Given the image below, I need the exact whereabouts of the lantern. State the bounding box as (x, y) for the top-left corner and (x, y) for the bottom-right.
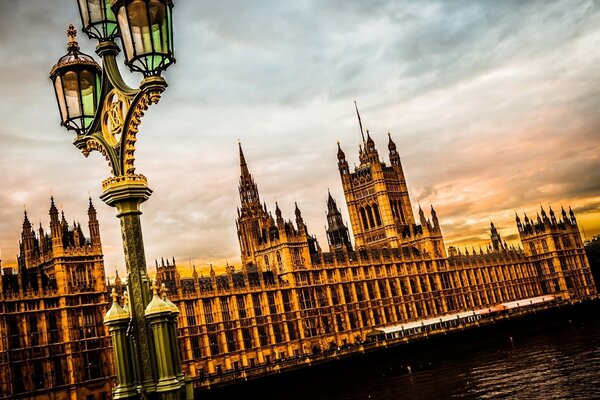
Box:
(77, 0), (119, 41)
(50, 25), (102, 134)
(112, 0), (175, 75)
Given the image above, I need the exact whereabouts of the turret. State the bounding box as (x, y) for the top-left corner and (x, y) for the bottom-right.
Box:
(418, 204), (426, 226)
(540, 205), (549, 224)
(295, 202), (305, 234)
(490, 221), (503, 252)
(561, 206), (568, 223)
(21, 210), (35, 267)
(88, 197), (102, 249)
(388, 132), (400, 166)
(430, 205), (439, 229)
(549, 206), (557, 225)
(238, 142), (261, 207)
(275, 202), (284, 229)
(325, 191), (353, 252)
(569, 206), (576, 224)
(337, 142), (349, 175)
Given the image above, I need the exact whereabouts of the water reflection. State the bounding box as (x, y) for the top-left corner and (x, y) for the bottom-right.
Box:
(203, 316), (600, 400)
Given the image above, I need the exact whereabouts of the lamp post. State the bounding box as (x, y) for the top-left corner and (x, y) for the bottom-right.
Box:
(49, 1), (187, 399)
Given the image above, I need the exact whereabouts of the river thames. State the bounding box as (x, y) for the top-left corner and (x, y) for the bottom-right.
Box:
(203, 308), (600, 400)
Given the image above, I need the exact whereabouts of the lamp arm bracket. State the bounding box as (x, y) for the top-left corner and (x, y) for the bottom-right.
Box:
(74, 131), (121, 176)
(119, 90), (152, 176)
(102, 52), (139, 98)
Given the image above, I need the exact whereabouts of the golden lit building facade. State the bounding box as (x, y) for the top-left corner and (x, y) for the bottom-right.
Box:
(153, 136), (596, 385)
(0, 198), (113, 399)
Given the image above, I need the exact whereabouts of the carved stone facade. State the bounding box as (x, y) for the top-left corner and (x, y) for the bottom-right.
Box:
(150, 138), (595, 387)
(0, 198), (112, 399)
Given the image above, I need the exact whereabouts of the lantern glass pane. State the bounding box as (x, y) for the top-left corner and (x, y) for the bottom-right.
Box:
(78, 0), (90, 27)
(54, 75), (68, 123)
(79, 69), (97, 119)
(116, 0), (174, 74)
(79, 0), (118, 39)
(63, 70), (82, 119)
(105, 1), (119, 37)
(117, 7), (134, 61)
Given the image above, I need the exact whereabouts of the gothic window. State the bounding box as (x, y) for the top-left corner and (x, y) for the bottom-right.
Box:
(276, 251), (283, 268)
(202, 299), (214, 323)
(529, 242), (537, 255)
(242, 328), (254, 349)
(220, 298), (231, 321)
(264, 255), (270, 270)
(366, 205), (376, 228)
(541, 239), (549, 252)
(190, 336), (202, 358)
(373, 203), (382, 226)
(252, 293), (263, 316)
(225, 330), (237, 352)
(360, 207), (369, 230)
(257, 325), (269, 346)
(287, 321), (299, 340)
(208, 333), (220, 355)
(273, 323), (284, 343)
(237, 296), (247, 319)
(267, 292), (278, 314)
(186, 303), (197, 326)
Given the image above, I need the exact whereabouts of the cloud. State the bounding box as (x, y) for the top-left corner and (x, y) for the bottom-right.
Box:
(1, 1), (599, 275)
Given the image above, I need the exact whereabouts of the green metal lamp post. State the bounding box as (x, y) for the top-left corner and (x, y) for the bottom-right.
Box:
(49, 1), (188, 399)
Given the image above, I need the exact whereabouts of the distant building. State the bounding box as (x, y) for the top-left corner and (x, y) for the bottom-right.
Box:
(0, 198), (112, 399)
(148, 135), (595, 386)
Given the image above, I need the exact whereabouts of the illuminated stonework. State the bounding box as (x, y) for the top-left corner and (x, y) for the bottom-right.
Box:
(0, 198), (112, 399)
(151, 136), (596, 388)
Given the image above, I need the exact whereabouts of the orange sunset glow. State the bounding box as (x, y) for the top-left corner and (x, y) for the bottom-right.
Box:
(0, 1), (599, 279)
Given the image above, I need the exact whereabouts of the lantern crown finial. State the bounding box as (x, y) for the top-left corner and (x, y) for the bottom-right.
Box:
(66, 24), (79, 51)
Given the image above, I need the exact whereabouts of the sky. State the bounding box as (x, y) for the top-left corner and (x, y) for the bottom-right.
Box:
(0, 1), (599, 278)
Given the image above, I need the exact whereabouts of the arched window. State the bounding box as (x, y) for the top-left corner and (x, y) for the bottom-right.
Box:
(529, 242), (537, 255)
(396, 200), (406, 224)
(373, 203), (382, 226)
(541, 239), (548, 252)
(360, 207), (369, 230)
(366, 205), (375, 228)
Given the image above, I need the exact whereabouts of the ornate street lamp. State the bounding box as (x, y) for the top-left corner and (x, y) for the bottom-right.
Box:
(50, 1), (188, 399)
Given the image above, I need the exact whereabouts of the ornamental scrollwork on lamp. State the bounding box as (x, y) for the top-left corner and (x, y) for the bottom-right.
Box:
(50, 22), (170, 190)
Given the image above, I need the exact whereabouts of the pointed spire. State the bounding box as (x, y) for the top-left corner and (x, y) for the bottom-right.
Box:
(337, 141), (346, 160)
(239, 141), (250, 177)
(23, 210), (31, 229)
(366, 130), (374, 146)
(327, 189), (336, 210)
(569, 206), (576, 222)
(388, 132), (396, 150)
(88, 196), (97, 216)
(540, 204), (547, 217)
(354, 100), (365, 142)
(50, 196), (58, 214)
(515, 212), (521, 224)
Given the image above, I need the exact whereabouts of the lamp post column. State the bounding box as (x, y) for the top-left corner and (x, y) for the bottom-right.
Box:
(100, 180), (157, 395)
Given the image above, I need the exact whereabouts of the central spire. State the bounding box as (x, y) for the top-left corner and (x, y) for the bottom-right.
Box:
(239, 141), (250, 177)
(354, 101), (365, 143)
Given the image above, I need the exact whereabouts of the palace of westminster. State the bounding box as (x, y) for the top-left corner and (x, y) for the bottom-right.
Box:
(0, 131), (596, 399)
